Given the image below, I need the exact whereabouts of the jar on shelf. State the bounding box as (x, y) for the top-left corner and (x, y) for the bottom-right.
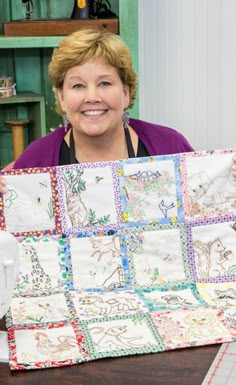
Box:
(0, 77), (16, 98)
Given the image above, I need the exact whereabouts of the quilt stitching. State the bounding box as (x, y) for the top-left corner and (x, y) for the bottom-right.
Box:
(1, 149), (236, 370)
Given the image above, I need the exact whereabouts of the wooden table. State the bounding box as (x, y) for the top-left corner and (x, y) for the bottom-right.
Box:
(0, 318), (220, 385)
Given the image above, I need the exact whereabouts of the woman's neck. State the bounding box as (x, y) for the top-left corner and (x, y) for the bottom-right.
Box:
(65, 126), (133, 163)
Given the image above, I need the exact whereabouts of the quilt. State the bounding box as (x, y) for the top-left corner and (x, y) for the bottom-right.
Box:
(1, 148), (236, 370)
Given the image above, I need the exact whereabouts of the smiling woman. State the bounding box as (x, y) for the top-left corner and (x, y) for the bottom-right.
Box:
(0, 28), (194, 185)
(56, 57), (131, 163)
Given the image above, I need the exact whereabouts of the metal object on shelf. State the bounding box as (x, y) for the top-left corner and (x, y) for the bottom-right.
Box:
(90, 0), (117, 18)
(0, 77), (13, 88)
(0, 77), (16, 99)
(0, 77), (14, 98)
(71, 0), (91, 19)
(20, 0), (74, 21)
(22, 0), (34, 20)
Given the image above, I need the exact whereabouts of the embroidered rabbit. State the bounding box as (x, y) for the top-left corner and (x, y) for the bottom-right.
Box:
(65, 188), (88, 227)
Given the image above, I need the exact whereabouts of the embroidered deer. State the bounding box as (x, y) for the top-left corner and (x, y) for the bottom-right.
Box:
(80, 295), (139, 316)
(90, 236), (121, 261)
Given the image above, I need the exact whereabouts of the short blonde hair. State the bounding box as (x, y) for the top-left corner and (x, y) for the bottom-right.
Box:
(48, 28), (137, 115)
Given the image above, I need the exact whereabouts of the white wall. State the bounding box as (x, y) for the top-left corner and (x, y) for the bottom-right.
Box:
(138, 0), (236, 151)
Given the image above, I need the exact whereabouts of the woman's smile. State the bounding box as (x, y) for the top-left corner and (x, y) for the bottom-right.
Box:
(82, 110), (107, 116)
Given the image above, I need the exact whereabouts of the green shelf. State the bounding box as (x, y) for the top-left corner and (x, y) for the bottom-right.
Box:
(0, 35), (63, 48)
(0, 92), (46, 140)
(0, 91), (47, 166)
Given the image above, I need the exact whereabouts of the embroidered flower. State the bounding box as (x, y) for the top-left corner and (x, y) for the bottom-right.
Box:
(176, 200), (182, 208)
(121, 212), (128, 222)
(150, 221), (158, 226)
(117, 168), (124, 176)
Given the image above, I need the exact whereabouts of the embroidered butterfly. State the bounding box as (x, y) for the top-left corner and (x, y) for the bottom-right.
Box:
(162, 253), (174, 263)
(95, 176), (104, 183)
(4, 188), (18, 208)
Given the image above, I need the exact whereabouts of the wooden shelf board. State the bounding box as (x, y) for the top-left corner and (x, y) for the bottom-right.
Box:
(1, 19), (119, 48)
(0, 92), (45, 104)
(0, 17), (119, 49)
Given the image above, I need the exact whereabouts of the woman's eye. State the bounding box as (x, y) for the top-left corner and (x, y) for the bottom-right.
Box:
(72, 83), (84, 89)
(99, 81), (111, 86)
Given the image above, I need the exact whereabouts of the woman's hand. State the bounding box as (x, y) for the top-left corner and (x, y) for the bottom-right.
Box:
(0, 161), (14, 193)
(233, 154), (236, 181)
(0, 176), (7, 194)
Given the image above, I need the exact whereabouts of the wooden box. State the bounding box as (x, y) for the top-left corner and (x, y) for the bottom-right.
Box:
(3, 18), (119, 36)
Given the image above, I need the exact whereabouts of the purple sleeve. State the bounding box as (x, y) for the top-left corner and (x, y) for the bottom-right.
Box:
(129, 118), (194, 156)
(13, 127), (65, 169)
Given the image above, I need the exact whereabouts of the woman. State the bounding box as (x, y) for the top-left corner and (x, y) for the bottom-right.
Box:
(0, 28), (234, 192)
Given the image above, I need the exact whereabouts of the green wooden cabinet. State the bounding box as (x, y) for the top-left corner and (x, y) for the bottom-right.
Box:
(0, 0), (138, 166)
(0, 92), (46, 137)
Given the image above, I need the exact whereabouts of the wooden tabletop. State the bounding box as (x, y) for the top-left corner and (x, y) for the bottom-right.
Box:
(0, 318), (220, 385)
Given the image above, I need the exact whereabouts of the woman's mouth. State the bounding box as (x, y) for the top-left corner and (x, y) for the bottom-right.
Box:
(82, 110), (107, 116)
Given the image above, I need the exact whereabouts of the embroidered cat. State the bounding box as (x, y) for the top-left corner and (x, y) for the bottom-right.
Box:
(184, 310), (227, 339)
(188, 170), (236, 206)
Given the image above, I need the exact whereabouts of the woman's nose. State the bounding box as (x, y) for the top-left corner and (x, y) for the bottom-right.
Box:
(84, 85), (101, 102)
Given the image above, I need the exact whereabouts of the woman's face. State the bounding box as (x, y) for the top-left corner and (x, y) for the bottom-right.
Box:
(57, 57), (130, 138)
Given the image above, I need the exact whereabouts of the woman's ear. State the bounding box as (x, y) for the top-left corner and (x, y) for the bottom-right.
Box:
(123, 85), (130, 109)
(57, 88), (65, 111)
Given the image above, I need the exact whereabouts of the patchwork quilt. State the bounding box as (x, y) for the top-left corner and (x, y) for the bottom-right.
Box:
(1, 148), (236, 370)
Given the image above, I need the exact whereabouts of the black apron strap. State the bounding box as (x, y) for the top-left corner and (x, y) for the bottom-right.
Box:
(124, 125), (135, 158)
(69, 129), (77, 165)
